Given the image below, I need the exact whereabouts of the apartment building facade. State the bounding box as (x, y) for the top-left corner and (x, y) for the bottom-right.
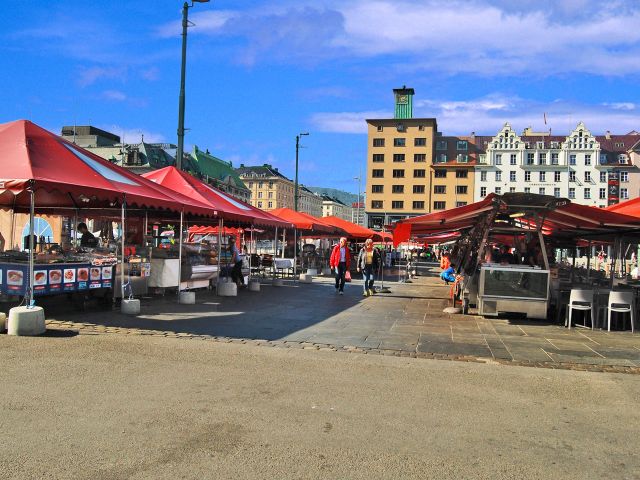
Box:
(474, 122), (640, 207)
(236, 164), (322, 217)
(430, 135), (479, 211)
(365, 87), (437, 230)
(321, 195), (352, 221)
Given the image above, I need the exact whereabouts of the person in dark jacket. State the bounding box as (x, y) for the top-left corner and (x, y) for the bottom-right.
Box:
(357, 238), (381, 296)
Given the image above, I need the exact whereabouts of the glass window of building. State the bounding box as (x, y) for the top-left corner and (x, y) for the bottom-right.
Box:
(433, 201), (446, 210)
(539, 187), (545, 195)
(584, 171), (591, 182)
(495, 154), (502, 165)
(539, 153), (547, 165)
(585, 154), (591, 165)
(495, 187), (502, 194)
(569, 188), (575, 199)
(526, 153), (534, 165)
(510, 154), (517, 165)
(372, 169), (384, 178)
(621, 188), (629, 199)
(392, 201), (404, 209)
(621, 171), (629, 182)
(524, 187), (531, 194)
(510, 171), (516, 182)
(480, 171), (487, 181)
(394, 138), (406, 147)
(496, 171), (502, 181)
(539, 171), (546, 182)
(371, 200), (383, 209)
(554, 171), (561, 182)
(414, 154), (426, 162)
(457, 141), (468, 150)
(436, 141), (447, 150)
(434, 185), (446, 194)
(372, 154), (384, 162)
(434, 170), (447, 178)
(600, 171), (607, 182)
(524, 171), (531, 182)
(599, 188), (606, 199)
(413, 185), (425, 194)
(551, 153), (559, 165)
(413, 201), (425, 209)
(456, 185), (468, 194)
(373, 138), (385, 147)
(415, 138), (426, 146)
(393, 153), (405, 162)
(372, 185), (383, 193)
(414, 169), (426, 178)
(569, 154), (576, 165)
(392, 169), (405, 178)
(569, 171), (576, 182)
(392, 185), (404, 193)
(554, 187), (561, 197)
(455, 170), (468, 178)
(584, 188), (591, 199)
(480, 187), (487, 197)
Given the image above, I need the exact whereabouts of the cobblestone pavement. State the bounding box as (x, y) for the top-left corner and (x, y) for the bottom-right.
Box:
(40, 267), (640, 374)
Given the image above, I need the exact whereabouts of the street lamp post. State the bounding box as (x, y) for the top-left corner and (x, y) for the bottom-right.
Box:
(294, 132), (309, 212)
(176, 0), (210, 171)
(354, 173), (361, 226)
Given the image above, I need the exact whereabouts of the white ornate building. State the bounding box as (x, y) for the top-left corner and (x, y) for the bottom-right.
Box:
(474, 122), (639, 207)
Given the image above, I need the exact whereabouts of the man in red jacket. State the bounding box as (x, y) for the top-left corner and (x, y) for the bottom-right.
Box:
(330, 237), (351, 295)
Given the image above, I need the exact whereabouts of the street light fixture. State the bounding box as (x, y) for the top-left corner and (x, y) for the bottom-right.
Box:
(354, 173), (362, 226)
(294, 132), (309, 212)
(176, 0), (210, 171)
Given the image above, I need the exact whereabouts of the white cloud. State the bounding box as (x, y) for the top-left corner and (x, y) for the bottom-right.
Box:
(78, 66), (127, 87)
(311, 94), (640, 136)
(99, 125), (166, 144)
(102, 90), (127, 101)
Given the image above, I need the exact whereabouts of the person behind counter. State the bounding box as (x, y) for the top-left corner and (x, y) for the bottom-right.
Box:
(77, 222), (98, 248)
(228, 236), (244, 288)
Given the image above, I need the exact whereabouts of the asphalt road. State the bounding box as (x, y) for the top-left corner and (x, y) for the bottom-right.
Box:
(1, 334), (639, 480)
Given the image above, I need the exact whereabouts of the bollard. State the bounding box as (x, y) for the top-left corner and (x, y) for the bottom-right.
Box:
(0, 312), (6, 332)
(8, 306), (46, 335)
(218, 280), (238, 296)
(121, 299), (141, 315)
(248, 280), (261, 292)
(300, 274), (313, 283)
(179, 291), (196, 304)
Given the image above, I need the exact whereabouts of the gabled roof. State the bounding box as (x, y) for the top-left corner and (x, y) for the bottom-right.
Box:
(236, 164), (292, 182)
(190, 146), (248, 190)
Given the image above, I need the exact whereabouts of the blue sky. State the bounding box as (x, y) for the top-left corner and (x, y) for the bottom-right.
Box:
(2, 0), (640, 193)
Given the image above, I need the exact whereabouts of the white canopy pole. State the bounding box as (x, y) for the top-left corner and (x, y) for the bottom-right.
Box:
(120, 196), (126, 299)
(27, 184), (35, 307)
(217, 217), (223, 295)
(177, 208), (184, 296)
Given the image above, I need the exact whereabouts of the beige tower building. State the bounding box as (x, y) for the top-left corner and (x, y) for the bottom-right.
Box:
(365, 87), (437, 230)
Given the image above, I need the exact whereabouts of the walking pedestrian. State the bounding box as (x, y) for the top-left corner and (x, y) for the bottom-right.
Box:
(357, 238), (381, 296)
(330, 237), (351, 295)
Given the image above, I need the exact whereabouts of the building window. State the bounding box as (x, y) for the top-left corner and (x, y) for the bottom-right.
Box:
(495, 187), (502, 194)
(455, 170), (468, 178)
(539, 171), (546, 182)
(258, 182), (263, 188)
(539, 187), (545, 195)
(436, 140), (447, 150)
(621, 171), (629, 182)
(268, 192), (273, 198)
(414, 153), (426, 162)
(600, 171), (607, 183)
(457, 154), (469, 163)
(539, 153), (547, 165)
(434, 185), (446, 194)
(258, 191), (263, 198)
(418, 125), (425, 131)
(268, 201), (273, 208)
(372, 169), (384, 178)
(524, 187), (531, 194)
(584, 188), (591, 199)
(554, 187), (561, 198)
(569, 188), (575, 199)
(415, 138), (426, 146)
(510, 154), (517, 165)
(551, 153), (559, 165)
(436, 153), (447, 163)
(392, 169), (405, 178)
(554, 171), (561, 182)
(457, 141), (468, 150)
(413, 201), (425, 209)
(480, 187), (487, 197)
(495, 171), (502, 181)
(524, 171), (531, 182)
(621, 188), (629, 199)
(599, 188), (606, 199)
(372, 185), (383, 193)
(393, 153), (405, 162)
(414, 169), (426, 178)
(413, 185), (425, 194)
(372, 154), (384, 162)
(569, 154), (576, 165)
(392, 185), (404, 194)
(495, 154), (502, 165)
(584, 171), (591, 182)
(619, 154), (627, 164)
(480, 171), (487, 182)
(510, 171), (516, 182)
(509, 187), (516, 193)
(585, 154), (591, 165)
(392, 201), (404, 209)
(526, 153), (534, 165)
(456, 201), (467, 207)
(456, 185), (468, 195)
(258, 201), (263, 208)
(434, 170), (447, 178)
(393, 138), (406, 147)
(373, 138), (385, 147)
(371, 200), (383, 209)
(569, 171), (576, 182)
(433, 201), (446, 210)
(600, 154), (608, 164)
(248, 182), (253, 188)
(377, 125), (383, 132)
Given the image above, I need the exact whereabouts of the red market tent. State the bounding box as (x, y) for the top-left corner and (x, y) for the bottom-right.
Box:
(0, 120), (214, 216)
(142, 166), (291, 229)
(269, 208), (343, 235)
(321, 216), (380, 240)
(606, 197), (640, 216)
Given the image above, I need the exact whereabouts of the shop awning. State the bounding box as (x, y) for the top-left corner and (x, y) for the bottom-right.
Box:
(269, 208), (343, 234)
(0, 120), (215, 216)
(321, 216), (381, 240)
(142, 166), (291, 229)
(393, 193), (640, 246)
(605, 197), (640, 216)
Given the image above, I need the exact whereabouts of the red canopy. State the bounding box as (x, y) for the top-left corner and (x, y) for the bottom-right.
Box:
(321, 216), (380, 240)
(606, 197), (640, 216)
(142, 166), (290, 229)
(0, 120), (214, 216)
(269, 208), (342, 234)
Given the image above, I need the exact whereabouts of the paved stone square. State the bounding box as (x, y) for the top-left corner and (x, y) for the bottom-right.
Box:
(39, 267), (640, 373)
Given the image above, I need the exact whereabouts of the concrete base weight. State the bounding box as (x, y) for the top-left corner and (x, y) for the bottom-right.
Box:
(179, 291), (196, 304)
(121, 299), (141, 315)
(248, 280), (261, 292)
(0, 312), (6, 332)
(306, 268), (318, 276)
(272, 278), (284, 287)
(217, 281), (238, 296)
(7, 306), (46, 336)
(300, 274), (313, 283)
(322, 267), (332, 276)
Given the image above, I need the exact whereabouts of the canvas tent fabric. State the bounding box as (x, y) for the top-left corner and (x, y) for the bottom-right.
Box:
(269, 208), (343, 235)
(142, 166), (291, 229)
(0, 120), (215, 216)
(320, 215), (381, 240)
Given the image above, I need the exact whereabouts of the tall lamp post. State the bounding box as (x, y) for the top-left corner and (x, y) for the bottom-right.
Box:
(176, 0), (210, 171)
(294, 132), (309, 212)
(354, 173), (361, 226)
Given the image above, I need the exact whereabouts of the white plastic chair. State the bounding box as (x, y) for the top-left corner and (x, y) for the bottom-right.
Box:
(568, 289), (597, 329)
(607, 291), (636, 332)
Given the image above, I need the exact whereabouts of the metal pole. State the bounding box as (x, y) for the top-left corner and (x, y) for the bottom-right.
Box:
(176, 2), (189, 170)
(294, 228), (297, 279)
(294, 135), (299, 212)
(216, 218), (222, 294)
(273, 226), (278, 280)
(177, 209), (184, 296)
(121, 197), (126, 299)
(249, 225), (254, 282)
(27, 186), (35, 307)
(282, 228), (286, 259)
